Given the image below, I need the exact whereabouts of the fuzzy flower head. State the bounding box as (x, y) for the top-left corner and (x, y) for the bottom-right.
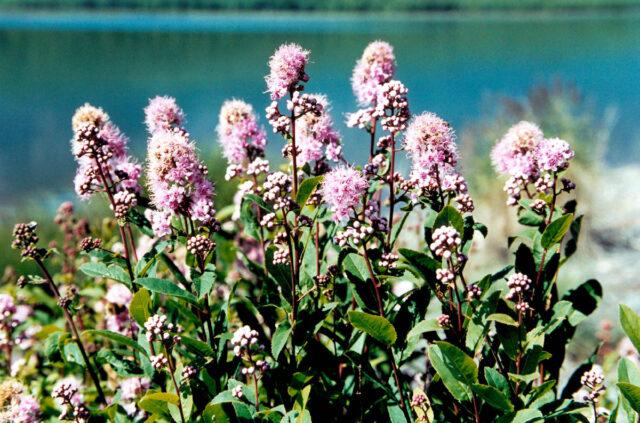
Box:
(536, 137), (575, 172)
(146, 128), (216, 228)
(105, 284), (132, 307)
(491, 121), (544, 179)
(217, 99), (267, 166)
(266, 43), (310, 100)
(295, 94), (343, 164)
(352, 41), (396, 106)
(71, 103), (109, 132)
(144, 96), (185, 134)
(405, 112), (458, 168)
(320, 166), (369, 223)
(70, 103), (141, 199)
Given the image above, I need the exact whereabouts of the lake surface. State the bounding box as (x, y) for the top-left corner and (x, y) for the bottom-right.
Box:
(1, 11), (639, 205)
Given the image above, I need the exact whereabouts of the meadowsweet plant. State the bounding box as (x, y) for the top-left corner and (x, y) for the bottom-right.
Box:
(4, 40), (636, 423)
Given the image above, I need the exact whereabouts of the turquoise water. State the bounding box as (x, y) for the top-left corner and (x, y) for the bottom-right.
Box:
(1, 11), (639, 203)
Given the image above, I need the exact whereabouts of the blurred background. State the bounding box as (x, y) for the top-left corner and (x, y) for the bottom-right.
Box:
(1, 0), (639, 358)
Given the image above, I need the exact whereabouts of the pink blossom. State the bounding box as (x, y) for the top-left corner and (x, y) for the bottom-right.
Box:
(266, 43), (309, 100)
(144, 96), (185, 134)
(296, 94), (342, 164)
(71, 103), (141, 198)
(106, 283), (132, 307)
(320, 166), (369, 222)
(536, 137), (575, 172)
(4, 394), (40, 423)
(145, 209), (173, 237)
(146, 127), (216, 227)
(351, 41), (396, 106)
(491, 121), (544, 178)
(404, 112), (458, 168)
(217, 99), (266, 165)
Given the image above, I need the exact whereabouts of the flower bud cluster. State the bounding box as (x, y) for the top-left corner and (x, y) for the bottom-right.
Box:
(287, 91), (323, 117)
(11, 222), (44, 259)
(144, 314), (183, 345)
(506, 273), (532, 313)
(379, 252), (398, 270)
(437, 314), (451, 328)
(150, 354), (169, 370)
(364, 200), (388, 232)
(53, 381), (88, 422)
(581, 368), (605, 402)
(334, 221), (374, 247)
(466, 284), (482, 301)
(436, 268), (455, 285)
(187, 235), (215, 257)
(374, 80), (410, 133)
(260, 213), (278, 230)
(79, 236), (102, 252)
(112, 190), (137, 219)
(262, 172), (292, 210)
(231, 325), (269, 378)
(182, 365), (197, 379)
(232, 385), (243, 399)
(430, 226), (461, 259)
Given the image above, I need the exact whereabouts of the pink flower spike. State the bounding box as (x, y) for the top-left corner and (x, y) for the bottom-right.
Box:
(266, 43), (310, 100)
(320, 166), (369, 223)
(144, 95), (185, 134)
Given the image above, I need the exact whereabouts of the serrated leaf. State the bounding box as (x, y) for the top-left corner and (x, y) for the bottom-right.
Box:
(348, 310), (397, 345)
(433, 205), (464, 234)
(139, 392), (179, 416)
(427, 341), (478, 402)
(181, 336), (214, 357)
(130, 288), (151, 326)
(619, 383), (640, 412)
(621, 305), (640, 354)
(195, 270), (216, 300)
(472, 383), (513, 411)
(79, 262), (131, 285)
(82, 329), (148, 356)
(136, 277), (197, 305)
(271, 321), (292, 360)
(487, 313), (519, 326)
(296, 175), (323, 207)
(541, 214), (573, 249)
(407, 319), (440, 340)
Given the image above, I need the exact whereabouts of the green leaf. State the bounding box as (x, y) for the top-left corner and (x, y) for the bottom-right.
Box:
(79, 262), (131, 285)
(541, 214), (573, 249)
(487, 313), (519, 326)
(472, 383), (513, 412)
(433, 205), (464, 234)
(343, 253), (369, 283)
(621, 305), (640, 354)
(136, 277), (198, 305)
(82, 329), (148, 356)
(619, 383), (640, 412)
(511, 408), (543, 423)
(194, 270), (216, 300)
(181, 336), (214, 357)
(406, 319), (440, 340)
(139, 392), (179, 416)
(271, 321), (292, 360)
(427, 341), (478, 402)
(348, 310), (397, 346)
(296, 175), (323, 207)
(129, 288), (151, 326)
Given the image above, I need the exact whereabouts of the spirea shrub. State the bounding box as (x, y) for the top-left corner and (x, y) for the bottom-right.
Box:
(3, 40), (640, 423)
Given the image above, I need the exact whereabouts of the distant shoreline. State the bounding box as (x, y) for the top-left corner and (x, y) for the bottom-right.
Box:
(1, 8), (639, 32)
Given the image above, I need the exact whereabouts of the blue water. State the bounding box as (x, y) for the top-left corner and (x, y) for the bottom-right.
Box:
(1, 11), (639, 204)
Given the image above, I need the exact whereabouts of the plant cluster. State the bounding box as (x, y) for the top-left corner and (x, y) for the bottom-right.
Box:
(1, 40), (639, 423)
